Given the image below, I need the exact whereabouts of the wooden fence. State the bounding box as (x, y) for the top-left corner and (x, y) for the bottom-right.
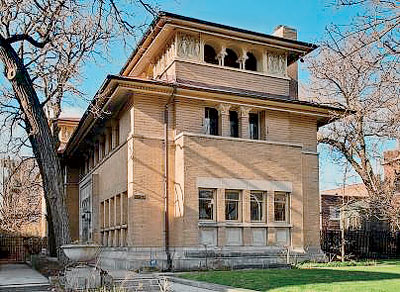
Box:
(0, 234), (45, 263)
(321, 229), (400, 259)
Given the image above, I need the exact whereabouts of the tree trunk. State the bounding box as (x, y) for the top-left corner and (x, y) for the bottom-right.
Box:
(46, 203), (57, 257)
(0, 37), (71, 261)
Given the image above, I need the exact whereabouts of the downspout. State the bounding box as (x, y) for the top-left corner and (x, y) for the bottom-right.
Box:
(164, 84), (176, 271)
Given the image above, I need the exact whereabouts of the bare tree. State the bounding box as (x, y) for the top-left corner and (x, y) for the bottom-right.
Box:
(0, 0), (159, 259)
(0, 156), (43, 234)
(308, 1), (400, 229)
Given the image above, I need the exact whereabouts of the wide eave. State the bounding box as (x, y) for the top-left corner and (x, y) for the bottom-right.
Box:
(63, 75), (343, 158)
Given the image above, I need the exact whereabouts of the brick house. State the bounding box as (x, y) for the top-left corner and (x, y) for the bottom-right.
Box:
(320, 184), (367, 231)
(62, 12), (340, 270)
(320, 149), (400, 232)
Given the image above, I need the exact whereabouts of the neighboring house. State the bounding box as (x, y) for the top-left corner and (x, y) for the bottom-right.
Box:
(61, 12), (341, 270)
(383, 149), (400, 192)
(320, 184), (368, 231)
(0, 157), (46, 237)
(55, 117), (81, 153)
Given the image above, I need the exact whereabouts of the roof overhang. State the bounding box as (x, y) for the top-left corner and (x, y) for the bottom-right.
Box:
(121, 11), (318, 76)
(64, 75), (343, 158)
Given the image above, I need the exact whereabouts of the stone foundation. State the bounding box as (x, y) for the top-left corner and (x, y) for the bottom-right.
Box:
(98, 246), (326, 271)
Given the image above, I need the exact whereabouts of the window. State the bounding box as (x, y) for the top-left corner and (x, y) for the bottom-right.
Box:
(204, 44), (218, 65)
(101, 139), (105, 159)
(107, 131), (112, 152)
(204, 107), (219, 135)
(245, 52), (257, 71)
(224, 48), (239, 68)
(199, 189), (215, 220)
(329, 206), (341, 220)
(225, 190), (240, 221)
(229, 111), (239, 138)
(395, 176), (400, 192)
(250, 192), (264, 221)
(274, 192), (289, 222)
(249, 113), (259, 140)
(115, 124), (120, 146)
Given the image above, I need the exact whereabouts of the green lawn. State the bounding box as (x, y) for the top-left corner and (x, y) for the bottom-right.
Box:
(179, 261), (400, 291)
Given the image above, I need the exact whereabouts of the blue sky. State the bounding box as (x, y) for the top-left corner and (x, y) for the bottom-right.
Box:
(67, 0), (395, 191)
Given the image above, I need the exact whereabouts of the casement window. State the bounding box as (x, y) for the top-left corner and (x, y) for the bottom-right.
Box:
(204, 107), (219, 135)
(274, 192), (290, 222)
(329, 206), (341, 220)
(225, 190), (241, 221)
(250, 192), (264, 221)
(199, 189), (215, 220)
(249, 113), (259, 140)
(229, 111), (239, 138)
(204, 44), (219, 65)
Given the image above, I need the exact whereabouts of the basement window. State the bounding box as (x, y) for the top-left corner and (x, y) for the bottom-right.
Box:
(199, 189), (215, 220)
(204, 44), (219, 65)
(204, 107), (219, 135)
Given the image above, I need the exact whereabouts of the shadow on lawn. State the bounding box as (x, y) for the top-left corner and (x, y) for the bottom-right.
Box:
(181, 268), (400, 291)
(262, 269), (400, 290)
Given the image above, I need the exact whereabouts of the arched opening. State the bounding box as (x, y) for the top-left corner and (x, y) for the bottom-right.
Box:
(224, 48), (239, 68)
(204, 44), (218, 65)
(245, 52), (258, 71)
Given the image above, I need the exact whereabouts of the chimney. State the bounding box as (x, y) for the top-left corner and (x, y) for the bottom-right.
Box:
(273, 25), (298, 99)
(273, 25), (297, 40)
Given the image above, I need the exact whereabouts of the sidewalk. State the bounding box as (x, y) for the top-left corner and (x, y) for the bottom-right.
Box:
(0, 264), (49, 291)
(108, 269), (257, 292)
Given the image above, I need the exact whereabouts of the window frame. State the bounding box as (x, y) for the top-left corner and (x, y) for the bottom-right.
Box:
(329, 206), (341, 221)
(204, 107), (219, 136)
(249, 112), (260, 140)
(225, 190), (241, 221)
(229, 110), (239, 138)
(273, 192), (290, 223)
(198, 188), (216, 221)
(250, 191), (265, 222)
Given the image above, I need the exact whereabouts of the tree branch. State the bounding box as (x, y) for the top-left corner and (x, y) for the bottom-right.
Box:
(6, 34), (49, 49)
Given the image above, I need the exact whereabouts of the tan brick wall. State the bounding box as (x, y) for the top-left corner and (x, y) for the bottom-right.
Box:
(175, 135), (305, 248)
(302, 153), (320, 249)
(72, 89), (321, 252)
(175, 61), (290, 97)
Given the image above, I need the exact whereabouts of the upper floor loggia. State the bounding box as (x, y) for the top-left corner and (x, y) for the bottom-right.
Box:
(121, 12), (317, 100)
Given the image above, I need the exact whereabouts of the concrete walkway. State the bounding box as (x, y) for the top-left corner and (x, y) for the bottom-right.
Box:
(0, 264), (49, 291)
(108, 269), (256, 292)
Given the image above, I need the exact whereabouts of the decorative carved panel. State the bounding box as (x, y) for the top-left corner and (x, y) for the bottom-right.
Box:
(177, 32), (200, 60)
(266, 52), (286, 76)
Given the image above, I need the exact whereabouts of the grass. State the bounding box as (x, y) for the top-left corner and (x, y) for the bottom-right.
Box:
(179, 260), (400, 291)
